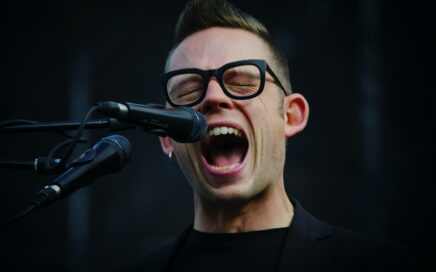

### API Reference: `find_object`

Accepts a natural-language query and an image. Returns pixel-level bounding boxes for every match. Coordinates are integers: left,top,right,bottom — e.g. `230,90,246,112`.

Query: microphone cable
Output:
44,105,98,172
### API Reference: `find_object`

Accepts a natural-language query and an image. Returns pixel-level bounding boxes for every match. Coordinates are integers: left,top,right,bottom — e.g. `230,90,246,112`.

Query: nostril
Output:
203,103,213,113
219,102,230,109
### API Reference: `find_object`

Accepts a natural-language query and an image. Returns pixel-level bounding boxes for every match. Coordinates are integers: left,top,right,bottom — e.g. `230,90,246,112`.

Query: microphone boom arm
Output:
0,118,135,133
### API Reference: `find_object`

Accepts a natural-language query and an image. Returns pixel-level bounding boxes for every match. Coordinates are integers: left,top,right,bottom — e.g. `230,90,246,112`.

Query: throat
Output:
194,193,295,233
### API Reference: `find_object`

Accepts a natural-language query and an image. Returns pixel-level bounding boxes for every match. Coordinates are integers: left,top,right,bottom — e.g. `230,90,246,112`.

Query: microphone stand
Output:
0,158,64,174
0,118,136,174
0,118,135,231
0,118,135,133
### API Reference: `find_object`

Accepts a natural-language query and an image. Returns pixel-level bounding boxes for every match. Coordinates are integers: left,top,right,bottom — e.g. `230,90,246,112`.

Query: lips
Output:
200,124,249,174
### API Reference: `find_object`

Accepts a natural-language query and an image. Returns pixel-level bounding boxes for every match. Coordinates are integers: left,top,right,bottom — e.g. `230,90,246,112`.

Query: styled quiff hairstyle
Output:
167,0,292,94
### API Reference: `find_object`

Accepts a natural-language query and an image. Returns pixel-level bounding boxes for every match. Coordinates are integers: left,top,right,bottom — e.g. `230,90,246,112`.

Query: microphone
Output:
96,101,207,143
33,135,132,208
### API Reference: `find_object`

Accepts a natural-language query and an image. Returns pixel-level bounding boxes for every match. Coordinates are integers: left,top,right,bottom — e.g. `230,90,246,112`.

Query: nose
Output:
199,78,233,114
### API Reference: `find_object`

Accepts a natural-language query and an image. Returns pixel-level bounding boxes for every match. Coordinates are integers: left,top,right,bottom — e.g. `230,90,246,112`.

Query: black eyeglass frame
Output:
161,59,288,107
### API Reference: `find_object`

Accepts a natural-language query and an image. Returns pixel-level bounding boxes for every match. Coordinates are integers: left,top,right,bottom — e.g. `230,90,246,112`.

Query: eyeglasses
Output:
161,59,288,107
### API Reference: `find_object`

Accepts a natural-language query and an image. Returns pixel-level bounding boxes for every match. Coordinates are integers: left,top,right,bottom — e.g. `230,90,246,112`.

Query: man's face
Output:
161,27,290,203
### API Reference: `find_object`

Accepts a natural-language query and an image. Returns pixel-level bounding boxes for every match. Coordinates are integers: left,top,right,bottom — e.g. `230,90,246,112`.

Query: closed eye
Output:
176,88,202,98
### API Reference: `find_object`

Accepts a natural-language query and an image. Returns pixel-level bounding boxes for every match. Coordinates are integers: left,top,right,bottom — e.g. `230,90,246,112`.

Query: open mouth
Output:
200,125,249,172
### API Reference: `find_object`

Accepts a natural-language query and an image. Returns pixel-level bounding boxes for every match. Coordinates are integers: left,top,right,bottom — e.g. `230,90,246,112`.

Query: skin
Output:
160,27,309,233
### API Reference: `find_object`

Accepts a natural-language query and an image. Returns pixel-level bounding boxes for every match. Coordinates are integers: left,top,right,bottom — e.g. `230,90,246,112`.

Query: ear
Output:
283,93,309,138
159,136,174,155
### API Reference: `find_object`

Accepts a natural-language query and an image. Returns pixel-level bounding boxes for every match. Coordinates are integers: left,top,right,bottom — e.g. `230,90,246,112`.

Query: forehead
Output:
168,27,270,71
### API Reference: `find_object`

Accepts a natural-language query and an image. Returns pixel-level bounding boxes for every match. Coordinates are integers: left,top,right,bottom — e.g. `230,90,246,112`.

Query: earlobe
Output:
159,136,174,155
284,93,309,138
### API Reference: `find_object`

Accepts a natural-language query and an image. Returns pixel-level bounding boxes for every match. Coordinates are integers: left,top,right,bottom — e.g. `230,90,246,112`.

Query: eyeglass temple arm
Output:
266,65,288,95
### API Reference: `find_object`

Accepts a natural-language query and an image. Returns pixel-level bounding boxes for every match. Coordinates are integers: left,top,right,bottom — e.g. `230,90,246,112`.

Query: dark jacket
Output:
122,199,416,272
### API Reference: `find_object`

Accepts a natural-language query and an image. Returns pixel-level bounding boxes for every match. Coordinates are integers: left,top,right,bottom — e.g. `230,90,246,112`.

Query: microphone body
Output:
34,135,132,208
96,101,207,143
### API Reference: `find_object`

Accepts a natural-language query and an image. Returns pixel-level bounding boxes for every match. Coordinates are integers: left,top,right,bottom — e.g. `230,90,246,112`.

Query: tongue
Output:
209,146,245,167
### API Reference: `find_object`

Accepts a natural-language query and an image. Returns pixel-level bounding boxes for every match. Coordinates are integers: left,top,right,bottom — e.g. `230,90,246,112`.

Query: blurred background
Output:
0,0,434,271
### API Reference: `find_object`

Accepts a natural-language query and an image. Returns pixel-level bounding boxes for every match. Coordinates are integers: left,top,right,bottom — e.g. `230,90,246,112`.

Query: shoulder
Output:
327,225,416,271
329,224,405,251
289,199,416,271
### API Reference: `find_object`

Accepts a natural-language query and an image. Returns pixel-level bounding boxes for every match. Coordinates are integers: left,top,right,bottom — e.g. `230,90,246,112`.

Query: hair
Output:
167,0,292,94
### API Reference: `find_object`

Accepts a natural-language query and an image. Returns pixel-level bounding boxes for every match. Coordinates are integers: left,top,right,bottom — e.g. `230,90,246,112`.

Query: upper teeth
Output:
208,126,242,137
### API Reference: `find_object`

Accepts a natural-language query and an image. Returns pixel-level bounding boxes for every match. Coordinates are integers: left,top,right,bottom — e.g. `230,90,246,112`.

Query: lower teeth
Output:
211,163,240,171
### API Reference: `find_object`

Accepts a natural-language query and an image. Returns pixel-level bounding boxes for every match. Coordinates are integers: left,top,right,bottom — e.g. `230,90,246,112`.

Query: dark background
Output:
0,0,434,271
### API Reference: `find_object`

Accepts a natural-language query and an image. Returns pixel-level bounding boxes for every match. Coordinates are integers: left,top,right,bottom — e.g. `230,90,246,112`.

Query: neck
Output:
193,181,294,233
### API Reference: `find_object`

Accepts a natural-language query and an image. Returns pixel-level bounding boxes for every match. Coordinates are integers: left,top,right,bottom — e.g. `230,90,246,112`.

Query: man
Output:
123,0,415,271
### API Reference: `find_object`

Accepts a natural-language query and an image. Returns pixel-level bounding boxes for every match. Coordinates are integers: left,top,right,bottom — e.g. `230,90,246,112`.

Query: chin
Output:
197,180,261,204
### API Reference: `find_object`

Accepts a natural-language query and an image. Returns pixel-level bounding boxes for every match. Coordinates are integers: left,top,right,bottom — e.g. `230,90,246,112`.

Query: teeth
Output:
208,126,242,137
211,163,240,171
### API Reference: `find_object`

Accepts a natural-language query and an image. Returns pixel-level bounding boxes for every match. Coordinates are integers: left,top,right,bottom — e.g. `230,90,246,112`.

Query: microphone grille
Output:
181,107,208,142
101,135,133,168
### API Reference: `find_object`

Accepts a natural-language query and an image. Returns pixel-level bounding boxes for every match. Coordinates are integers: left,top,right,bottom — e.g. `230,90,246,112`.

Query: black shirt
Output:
165,227,289,272
121,199,417,272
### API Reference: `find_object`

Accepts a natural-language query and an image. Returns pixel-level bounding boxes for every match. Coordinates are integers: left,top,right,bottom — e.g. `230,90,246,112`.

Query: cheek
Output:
252,91,284,120
174,144,201,176
241,96,285,147
173,144,192,168
258,107,287,159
